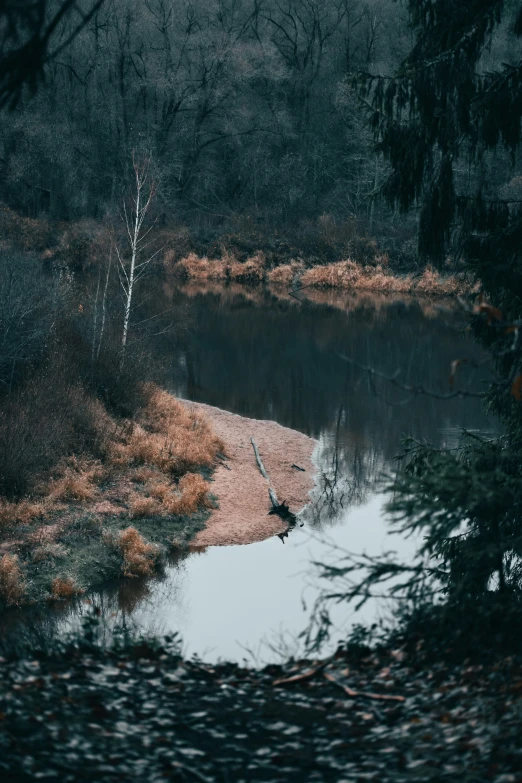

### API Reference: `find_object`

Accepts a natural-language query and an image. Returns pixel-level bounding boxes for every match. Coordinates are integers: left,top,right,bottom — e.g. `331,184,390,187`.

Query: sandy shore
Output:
184,402,317,547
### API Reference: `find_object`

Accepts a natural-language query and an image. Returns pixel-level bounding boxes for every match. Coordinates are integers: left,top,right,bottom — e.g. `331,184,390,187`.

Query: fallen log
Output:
250,438,297,524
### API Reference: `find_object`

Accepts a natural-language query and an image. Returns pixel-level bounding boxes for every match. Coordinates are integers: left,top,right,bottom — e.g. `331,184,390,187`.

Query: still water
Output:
2,286,496,661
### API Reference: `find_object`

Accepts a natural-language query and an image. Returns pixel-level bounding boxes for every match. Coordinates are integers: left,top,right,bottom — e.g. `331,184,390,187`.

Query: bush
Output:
0,370,106,498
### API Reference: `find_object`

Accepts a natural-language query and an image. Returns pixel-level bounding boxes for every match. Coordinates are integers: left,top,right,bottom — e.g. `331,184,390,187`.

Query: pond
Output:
1,285,496,661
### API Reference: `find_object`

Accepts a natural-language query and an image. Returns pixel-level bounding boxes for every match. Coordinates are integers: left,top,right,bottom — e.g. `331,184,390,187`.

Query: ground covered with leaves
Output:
0,630,520,783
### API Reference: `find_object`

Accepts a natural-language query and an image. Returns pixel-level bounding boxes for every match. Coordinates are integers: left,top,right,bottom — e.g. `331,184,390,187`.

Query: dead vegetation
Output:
170,250,265,284
108,385,224,475
117,527,160,578
267,262,304,286
299,261,476,297
0,499,46,528
46,457,104,502
167,251,476,297
49,576,83,600
0,554,26,606
0,384,222,605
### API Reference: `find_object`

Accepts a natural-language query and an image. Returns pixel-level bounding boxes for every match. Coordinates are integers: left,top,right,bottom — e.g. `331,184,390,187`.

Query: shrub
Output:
117,527,160,578
0,554,26,606
31,543,68,564
0,372,107,499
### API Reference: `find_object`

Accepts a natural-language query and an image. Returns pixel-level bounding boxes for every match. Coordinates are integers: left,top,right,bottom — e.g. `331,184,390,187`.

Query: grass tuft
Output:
118,527,160,578
49,576,83,600
130,496,162,518
0,500,46,528
0,554,26,606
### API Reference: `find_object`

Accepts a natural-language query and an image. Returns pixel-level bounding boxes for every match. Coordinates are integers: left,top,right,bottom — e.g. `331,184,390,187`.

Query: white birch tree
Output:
115,155,160,365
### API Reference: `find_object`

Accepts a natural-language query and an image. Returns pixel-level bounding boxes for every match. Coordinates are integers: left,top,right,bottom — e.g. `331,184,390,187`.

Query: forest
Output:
1,1,522,781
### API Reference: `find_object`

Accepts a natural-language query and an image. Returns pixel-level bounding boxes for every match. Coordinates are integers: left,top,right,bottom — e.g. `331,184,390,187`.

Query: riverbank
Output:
1,625,520,782
0,204,477,298
0,392,318,609
168,254,477,297
0,387,224,608
190,403,317,547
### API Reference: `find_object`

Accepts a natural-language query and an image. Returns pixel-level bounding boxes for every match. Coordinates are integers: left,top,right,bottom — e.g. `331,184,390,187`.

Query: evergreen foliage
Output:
316,0,522,655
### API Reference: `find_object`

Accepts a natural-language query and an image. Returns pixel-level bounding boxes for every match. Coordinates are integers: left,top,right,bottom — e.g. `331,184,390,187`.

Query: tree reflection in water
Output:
0,286,496,655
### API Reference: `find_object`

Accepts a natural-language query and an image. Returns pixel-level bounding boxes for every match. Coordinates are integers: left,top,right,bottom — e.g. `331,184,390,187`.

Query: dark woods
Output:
2,0,522,660
306,0,522,660
0,0,418,260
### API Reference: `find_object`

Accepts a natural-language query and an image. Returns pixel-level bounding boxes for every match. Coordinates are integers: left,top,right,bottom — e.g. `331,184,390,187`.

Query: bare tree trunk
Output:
114,155,158,367
96,246,112,360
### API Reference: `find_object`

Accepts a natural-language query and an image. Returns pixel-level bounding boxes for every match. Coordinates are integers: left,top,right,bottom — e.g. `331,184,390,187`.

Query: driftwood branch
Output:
251,437,270,482
250,437,297,526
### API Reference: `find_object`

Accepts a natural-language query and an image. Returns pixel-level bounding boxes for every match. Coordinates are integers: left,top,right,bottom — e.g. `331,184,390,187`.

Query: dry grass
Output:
118,527,160,578
167,250,476,298
163,473,211,516
0,554,26,606
109,385,224,475
170,251,266,284
227,252,265,283
0,499,46,527
300,260,476,297
267,262,304,286
46,457,104,502
49,576,83,600
172,252,230,281
130,472,210,519
130,496,162,518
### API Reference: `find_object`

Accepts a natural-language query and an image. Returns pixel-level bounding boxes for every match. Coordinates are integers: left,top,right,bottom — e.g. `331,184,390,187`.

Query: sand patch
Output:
184,402,317,547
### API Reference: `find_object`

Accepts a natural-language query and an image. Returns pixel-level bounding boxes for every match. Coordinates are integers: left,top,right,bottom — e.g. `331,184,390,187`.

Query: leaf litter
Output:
0,635,521,782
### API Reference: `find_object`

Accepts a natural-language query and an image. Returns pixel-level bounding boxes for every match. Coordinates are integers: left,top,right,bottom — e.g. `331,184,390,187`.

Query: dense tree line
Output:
0,0,416,247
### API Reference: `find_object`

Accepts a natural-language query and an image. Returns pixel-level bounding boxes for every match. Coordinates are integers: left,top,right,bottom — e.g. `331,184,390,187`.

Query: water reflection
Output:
0,286,495,659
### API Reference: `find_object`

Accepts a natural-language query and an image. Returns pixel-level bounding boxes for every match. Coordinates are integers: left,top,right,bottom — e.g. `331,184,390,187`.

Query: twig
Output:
339,354,487,400
291,464,305,472
323,671,406,703
273,661,329,687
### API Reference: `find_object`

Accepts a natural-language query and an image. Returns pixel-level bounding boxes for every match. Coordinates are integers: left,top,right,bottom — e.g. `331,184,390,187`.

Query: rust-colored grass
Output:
0,554,26,606
46,457,104,502
130,495,162,518
168,250,475,297
130,472,210,519
0,499,46,527
118,527,160,578
299,260,475,297
163,473,211,516
267,262,304,286
109,385,224,476
49,576,83,600
172,252,230,281
170,251,266,284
